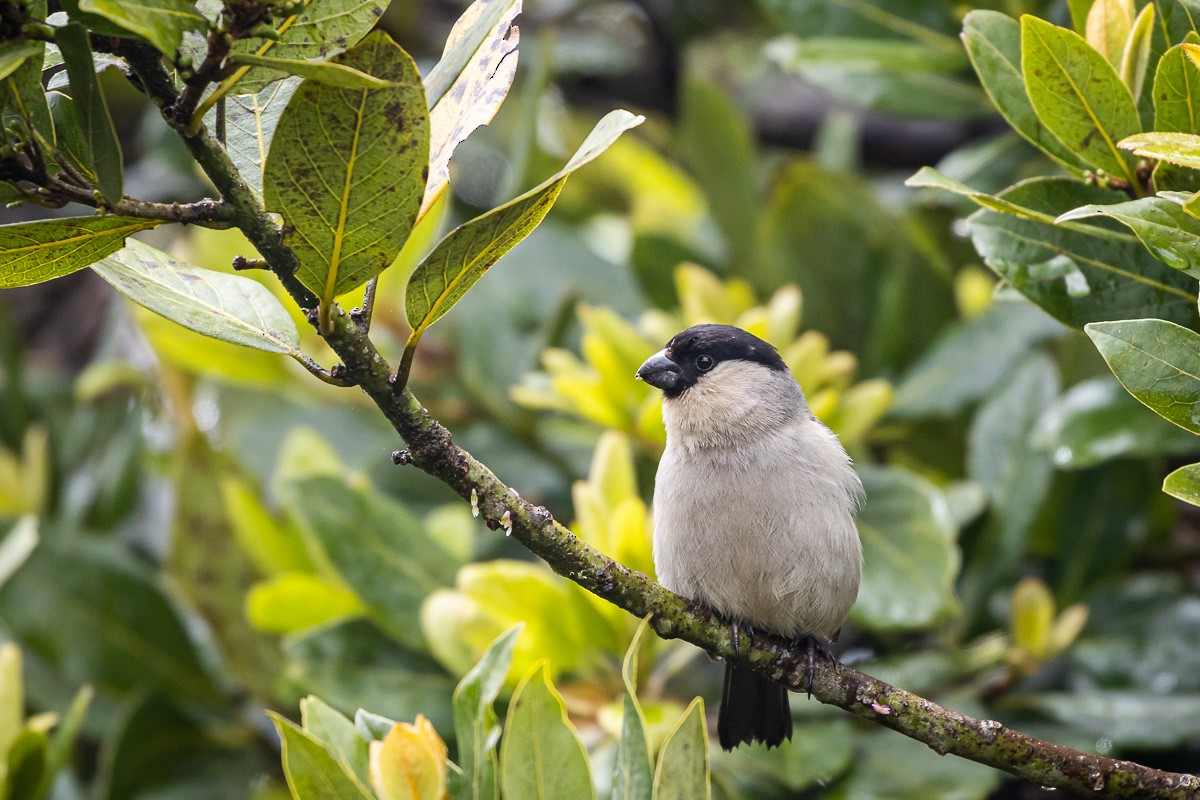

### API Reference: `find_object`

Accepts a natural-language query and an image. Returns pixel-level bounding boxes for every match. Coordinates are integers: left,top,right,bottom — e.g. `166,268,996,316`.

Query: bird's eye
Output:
696,354,714,371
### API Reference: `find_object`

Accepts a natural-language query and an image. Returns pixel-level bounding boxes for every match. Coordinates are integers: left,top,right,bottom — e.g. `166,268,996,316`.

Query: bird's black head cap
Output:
654,324,787,398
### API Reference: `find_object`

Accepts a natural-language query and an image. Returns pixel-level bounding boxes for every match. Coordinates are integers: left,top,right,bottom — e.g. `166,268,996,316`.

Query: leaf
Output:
1085,0,1133,67
421,0,520,219
76,0,206,57
1085,318,1200,433
55,23,123,205
1021,15,1140,182
1056,196,1200,276
1021,692,1200,748
0,538,219,702
1164,462,1200,505
279,475,459,650
0,41,41,82
1153,43,1200,134
405,109,643,340
1119,130,1200,167
960,356,1059,617
0,642,21,760
775,59,989,120
269,712,373,800
852,466,960,631
227,0,389,94
4,729,48,800
651,698,709,800
0,517,38,589
499,662,594,800
890,300,1065,418
1033,377,1198,468
222,78,299,200
756,0,959,44
49,92,97,183
841,727,1000,799
0,217,158,288
906,166,1104,227
613,619,653,800
301,697,372,794
969,178,1200,329
45,684,92,784
451,624,522,800
228,52,392,88
1119,3,1153,103
286,619,455,733
91,239,303,356
263,30,429,320
219,472,315,576
246,573,365,634
1,17,51,142
964,10,1089,172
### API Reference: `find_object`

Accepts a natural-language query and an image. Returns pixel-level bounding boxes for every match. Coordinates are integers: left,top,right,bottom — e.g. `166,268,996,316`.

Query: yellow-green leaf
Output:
1119,3,1153,103
269,712,373,800
0,41,41,81
0,216,160,288
228,52,392,89
1085,0,1133,67
263,30,430,326
1120,130,1200,168
77,0,206,57
499,662,594,800
56,23,123,205
1164,462,1200,506
404,110,643,340
246,573,364,634
651,698,710,800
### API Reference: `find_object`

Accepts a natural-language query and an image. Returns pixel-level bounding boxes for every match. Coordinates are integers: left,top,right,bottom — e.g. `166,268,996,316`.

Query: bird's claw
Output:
792,634,834,698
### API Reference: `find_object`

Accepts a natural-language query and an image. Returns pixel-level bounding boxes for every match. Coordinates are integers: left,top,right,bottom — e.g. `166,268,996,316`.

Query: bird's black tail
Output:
717,661,792,750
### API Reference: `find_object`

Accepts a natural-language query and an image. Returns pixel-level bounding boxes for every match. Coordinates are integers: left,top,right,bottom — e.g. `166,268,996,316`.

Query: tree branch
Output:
122,46,1200,800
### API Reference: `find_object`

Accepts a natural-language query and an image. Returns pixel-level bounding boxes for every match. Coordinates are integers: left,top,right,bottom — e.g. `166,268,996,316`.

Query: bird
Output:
636,323,863,750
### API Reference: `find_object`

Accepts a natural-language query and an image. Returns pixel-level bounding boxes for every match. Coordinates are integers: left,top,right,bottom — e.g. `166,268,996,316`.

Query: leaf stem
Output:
290,353,354,387
393,334,419,394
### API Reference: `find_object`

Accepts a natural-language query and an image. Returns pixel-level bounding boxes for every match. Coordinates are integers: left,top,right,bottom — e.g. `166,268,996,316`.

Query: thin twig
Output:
120,47,1200,799
290,353,354,387
352,277,378,332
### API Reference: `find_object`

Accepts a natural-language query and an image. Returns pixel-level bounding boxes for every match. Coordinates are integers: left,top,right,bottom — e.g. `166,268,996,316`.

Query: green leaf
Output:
1085,318,1200,432
279,475,459,650
891,300,1065,418
91,239,303,356
960,356,1059,617
1164,462,1200,505
719,717,854,793
219,472,315,576
1085,0,1133,68
906,166,1106,228
405,110,643,340
55,23,123,205
1120,3,1154,104
0,42,41,82
852,466,960,631
1,11,51,144
1034,377,1198,468
228,52,392,88
246,573,365,634
499,662,594,800
1120,130,1200,167
228,0,389,94
962,11,1086,172
969,178,1200,329
4,728,48,800
263,30,429,321
1056,195,1200,276
841,726,1000,799
651,697,709,800
451,624,522,800
756,0,959,45
1152,44,1200,134
285,620,455,733
1021,15,1140,182
49,92,96,183
0,538,219,702
0,517,38,589
45,684,93,784
0,642,21,761
221,78,299,201
613,619,653,800
76,0,206,57
0,217,159,288
421,0,520,218
1021,692,1200,748
300,697,372,794
269,712,373,800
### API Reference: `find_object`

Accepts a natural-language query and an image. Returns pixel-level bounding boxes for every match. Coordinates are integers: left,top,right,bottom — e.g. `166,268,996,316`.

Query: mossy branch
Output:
120,46,1200,800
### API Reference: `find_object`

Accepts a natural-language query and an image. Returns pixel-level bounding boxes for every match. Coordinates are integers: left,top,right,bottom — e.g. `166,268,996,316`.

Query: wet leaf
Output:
1057,196,1200,276
1086,318,1200,432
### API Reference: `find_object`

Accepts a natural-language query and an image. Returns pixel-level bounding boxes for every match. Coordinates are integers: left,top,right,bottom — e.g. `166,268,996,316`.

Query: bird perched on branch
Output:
636,324,863,750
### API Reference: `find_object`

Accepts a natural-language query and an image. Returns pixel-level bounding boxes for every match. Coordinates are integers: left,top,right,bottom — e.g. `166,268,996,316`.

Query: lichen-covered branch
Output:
121,47,1200,800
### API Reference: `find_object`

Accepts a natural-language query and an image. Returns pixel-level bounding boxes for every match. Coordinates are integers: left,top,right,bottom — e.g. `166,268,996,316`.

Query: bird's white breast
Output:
651,362,862,639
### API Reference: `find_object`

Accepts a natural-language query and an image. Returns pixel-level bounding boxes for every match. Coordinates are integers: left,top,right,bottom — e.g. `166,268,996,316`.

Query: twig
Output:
121,46,1200,800
352,277,378,332
290,353,354,387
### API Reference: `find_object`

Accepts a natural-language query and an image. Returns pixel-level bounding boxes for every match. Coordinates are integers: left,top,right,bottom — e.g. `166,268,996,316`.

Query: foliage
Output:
1,0,1199,797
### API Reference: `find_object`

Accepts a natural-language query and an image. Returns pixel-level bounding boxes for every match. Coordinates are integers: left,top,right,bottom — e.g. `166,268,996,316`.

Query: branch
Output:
122,47,1200,800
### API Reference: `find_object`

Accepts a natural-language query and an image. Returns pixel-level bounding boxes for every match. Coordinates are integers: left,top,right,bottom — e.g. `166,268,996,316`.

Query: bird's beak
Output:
636,350,683,391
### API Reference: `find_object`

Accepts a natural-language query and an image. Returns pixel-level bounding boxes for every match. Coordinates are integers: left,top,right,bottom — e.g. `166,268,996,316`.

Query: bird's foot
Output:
791,634,835,698
730,619,756,658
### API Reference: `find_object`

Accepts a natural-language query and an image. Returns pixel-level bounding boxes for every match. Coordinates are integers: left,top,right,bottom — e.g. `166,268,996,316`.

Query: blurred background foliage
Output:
3,0,1200,798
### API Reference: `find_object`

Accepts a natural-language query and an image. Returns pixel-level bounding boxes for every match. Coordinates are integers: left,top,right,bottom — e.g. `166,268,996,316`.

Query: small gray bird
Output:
636,323,863,750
